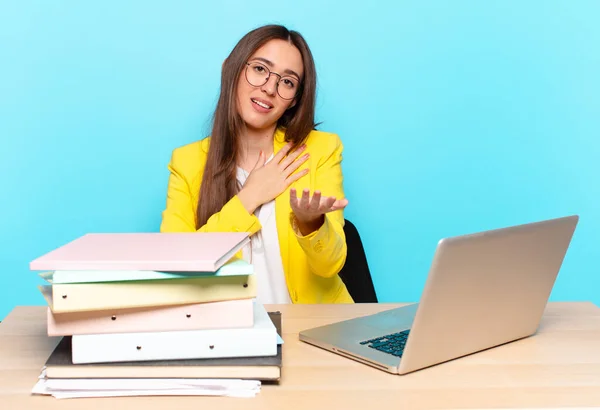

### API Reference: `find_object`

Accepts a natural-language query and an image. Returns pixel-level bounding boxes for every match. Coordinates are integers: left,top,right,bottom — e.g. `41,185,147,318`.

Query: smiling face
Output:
236,39,304,133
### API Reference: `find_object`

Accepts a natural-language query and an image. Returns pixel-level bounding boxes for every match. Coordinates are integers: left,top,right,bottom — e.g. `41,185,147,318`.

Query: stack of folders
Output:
28,232,282,399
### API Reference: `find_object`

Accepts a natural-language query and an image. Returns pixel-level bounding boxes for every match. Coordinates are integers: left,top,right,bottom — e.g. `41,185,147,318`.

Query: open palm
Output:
290,188,348,224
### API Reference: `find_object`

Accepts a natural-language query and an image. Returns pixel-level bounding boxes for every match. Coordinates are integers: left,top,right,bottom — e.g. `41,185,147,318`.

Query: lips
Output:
251,98,273,110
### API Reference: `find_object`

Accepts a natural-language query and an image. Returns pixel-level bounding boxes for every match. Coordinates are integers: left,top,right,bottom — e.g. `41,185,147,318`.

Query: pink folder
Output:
30,232,250,272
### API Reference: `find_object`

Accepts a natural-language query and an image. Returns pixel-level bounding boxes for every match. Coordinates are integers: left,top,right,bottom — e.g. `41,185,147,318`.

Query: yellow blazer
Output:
159,127,354,304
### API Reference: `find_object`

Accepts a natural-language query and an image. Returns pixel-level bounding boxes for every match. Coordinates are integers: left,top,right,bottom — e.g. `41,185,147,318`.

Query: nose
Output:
261,74,278,96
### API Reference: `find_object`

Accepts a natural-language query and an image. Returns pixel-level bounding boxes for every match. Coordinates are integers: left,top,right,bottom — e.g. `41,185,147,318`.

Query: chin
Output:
246,120,277,131
241,110,279,131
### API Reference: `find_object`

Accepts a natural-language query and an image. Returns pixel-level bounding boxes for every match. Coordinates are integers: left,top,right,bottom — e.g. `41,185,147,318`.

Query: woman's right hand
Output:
238,142,309,214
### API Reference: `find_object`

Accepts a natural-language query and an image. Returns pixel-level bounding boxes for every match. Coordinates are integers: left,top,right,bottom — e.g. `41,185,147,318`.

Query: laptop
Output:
299,215,579,375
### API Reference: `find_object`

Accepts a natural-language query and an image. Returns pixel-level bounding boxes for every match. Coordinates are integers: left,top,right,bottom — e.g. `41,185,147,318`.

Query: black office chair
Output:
338,219,378,303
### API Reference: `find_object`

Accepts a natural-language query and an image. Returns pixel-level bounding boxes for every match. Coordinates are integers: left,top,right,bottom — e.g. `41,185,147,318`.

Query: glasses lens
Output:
277,76,299,100
246,62,269,87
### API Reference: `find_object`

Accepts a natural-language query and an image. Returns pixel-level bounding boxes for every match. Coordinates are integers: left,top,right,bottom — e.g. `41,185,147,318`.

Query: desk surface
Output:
1,302,600,409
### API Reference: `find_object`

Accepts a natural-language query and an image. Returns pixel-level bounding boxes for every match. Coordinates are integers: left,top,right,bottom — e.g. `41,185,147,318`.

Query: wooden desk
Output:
1,303,600,409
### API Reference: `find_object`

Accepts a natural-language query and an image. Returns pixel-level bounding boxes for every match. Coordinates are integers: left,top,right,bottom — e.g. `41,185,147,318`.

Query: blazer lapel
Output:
273,128,292,290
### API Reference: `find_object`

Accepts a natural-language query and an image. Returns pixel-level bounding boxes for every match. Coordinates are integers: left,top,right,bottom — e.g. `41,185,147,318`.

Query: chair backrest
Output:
338,219,378,303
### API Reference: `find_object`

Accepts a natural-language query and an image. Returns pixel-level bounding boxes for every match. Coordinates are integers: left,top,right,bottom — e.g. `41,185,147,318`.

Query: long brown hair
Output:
196,24,318,229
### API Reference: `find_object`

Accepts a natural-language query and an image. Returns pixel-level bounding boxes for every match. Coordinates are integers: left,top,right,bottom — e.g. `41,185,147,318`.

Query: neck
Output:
238,124,277,168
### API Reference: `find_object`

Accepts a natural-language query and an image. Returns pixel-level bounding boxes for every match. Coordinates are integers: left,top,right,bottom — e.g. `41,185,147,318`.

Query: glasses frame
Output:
244,62,301,101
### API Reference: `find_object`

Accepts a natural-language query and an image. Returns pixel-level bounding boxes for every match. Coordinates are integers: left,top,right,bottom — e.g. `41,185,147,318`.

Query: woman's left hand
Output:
290,188,348,235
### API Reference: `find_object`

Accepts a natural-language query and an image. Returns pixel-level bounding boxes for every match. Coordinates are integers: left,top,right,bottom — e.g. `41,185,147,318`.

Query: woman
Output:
160,24,353,304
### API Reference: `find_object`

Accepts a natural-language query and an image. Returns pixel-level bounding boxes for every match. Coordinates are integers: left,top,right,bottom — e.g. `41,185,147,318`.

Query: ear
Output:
287,98,297,110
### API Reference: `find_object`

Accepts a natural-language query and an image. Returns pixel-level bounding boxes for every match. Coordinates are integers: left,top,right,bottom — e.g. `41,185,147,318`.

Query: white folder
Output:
71,302,277,364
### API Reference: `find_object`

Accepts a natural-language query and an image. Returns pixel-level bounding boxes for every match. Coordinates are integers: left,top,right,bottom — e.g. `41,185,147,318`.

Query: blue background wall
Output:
1,1,598,319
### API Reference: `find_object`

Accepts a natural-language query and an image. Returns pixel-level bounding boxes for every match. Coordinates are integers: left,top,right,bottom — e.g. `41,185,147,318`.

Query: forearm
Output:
196,195,262,234
162,194,262,235
292,213,347,278
160,148,262,235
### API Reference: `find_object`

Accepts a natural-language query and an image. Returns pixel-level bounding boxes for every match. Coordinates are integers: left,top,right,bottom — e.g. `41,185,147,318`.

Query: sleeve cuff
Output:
219,195,262,234
290,212,329,254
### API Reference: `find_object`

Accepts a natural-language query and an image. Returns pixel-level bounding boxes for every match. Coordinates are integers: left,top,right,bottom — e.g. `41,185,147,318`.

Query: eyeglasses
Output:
245,61,300,100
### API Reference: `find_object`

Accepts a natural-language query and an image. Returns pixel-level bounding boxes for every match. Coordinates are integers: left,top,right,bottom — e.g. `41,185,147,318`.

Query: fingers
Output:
279,144,308,171
306,191,336,213
299,188,311,209
273,141,294,164
253,150,266,170
321,195,336,211
283,152,309,177
289,187,297,202
329,198,349,212
285,168,309,185
289,188,300,208
309,190,322,212
290,187,349,214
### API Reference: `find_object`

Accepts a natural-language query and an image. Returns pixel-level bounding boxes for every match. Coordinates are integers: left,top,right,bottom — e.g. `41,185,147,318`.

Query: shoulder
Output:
170,138,209,162
303,129,343,157
301,129,344,167
167,138,210,180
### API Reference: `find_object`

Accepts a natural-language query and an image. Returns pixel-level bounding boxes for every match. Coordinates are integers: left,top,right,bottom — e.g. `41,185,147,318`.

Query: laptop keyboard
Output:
359,329,410,358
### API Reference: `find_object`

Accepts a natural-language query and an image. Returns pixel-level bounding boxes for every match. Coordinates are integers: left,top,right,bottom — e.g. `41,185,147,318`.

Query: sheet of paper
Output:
43,378,260,391
32,378,260,399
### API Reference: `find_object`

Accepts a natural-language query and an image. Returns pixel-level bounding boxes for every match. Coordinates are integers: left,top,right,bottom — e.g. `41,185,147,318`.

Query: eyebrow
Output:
251,57,301,80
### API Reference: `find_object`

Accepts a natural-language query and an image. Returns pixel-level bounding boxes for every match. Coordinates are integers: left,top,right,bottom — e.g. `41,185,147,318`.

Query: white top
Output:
236,160,292,304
